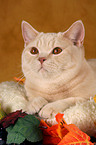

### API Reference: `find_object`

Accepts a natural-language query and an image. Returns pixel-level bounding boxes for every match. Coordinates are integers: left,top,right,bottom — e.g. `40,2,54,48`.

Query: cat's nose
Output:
38,57,46,64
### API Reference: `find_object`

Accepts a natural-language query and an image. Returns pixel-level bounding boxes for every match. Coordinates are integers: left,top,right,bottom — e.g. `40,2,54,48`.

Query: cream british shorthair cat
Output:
21,20,96,119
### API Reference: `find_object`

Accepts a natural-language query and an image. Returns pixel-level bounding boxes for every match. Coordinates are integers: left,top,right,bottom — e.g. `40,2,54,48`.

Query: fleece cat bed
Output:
0,81,96,139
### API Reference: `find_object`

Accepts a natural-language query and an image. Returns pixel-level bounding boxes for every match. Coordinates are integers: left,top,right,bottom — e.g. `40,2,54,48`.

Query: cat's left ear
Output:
63,20,85,47
21,21,39,46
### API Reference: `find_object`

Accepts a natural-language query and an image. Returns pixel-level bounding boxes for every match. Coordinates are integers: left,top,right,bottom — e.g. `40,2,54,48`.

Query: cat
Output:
21,20,96,119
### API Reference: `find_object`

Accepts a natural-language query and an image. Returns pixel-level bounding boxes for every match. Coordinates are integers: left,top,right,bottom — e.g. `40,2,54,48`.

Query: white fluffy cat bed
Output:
0,81,96,136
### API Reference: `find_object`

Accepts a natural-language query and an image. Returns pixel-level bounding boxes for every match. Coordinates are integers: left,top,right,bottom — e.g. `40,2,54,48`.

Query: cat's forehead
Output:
32,32,64,50
36,33,59,46
37,32,58,40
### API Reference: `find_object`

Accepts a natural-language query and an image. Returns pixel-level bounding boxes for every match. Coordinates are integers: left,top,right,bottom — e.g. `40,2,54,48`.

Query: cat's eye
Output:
30,47,39,54
52,47,62,55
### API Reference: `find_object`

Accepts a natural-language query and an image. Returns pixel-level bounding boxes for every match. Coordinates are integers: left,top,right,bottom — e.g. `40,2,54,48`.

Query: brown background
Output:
0,0,96,82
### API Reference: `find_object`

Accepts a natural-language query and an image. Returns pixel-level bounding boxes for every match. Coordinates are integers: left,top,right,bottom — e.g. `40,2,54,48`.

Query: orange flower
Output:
93,95,96,103
40,113,94,145
14,77,25,83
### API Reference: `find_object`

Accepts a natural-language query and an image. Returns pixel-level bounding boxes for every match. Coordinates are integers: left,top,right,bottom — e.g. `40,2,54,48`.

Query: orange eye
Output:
30,47,39,54
52,47,62,54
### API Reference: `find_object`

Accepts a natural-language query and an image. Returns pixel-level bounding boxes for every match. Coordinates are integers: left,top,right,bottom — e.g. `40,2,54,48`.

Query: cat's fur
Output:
21,20,96,119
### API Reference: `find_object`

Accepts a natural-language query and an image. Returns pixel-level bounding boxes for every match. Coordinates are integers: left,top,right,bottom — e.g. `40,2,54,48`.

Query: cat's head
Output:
21,20,85,81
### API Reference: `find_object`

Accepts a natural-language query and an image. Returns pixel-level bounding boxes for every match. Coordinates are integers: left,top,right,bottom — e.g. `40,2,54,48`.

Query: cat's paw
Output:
39,102,61,119
26,96,48,114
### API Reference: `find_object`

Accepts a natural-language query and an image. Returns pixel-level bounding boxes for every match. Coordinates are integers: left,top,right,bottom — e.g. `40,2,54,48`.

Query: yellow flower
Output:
0,104,6,120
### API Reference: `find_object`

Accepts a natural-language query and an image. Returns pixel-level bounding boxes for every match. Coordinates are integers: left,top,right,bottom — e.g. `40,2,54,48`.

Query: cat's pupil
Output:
52,47,62,55
30,47,39,54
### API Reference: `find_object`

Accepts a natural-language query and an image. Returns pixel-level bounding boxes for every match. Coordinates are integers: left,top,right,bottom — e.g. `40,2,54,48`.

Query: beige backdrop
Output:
0,0,96,82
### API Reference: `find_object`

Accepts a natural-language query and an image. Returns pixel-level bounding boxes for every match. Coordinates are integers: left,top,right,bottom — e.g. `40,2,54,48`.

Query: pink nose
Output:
38,57,46,64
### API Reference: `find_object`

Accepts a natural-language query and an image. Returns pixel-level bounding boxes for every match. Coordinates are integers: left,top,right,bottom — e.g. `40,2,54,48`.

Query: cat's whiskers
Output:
16,75,25,84
16,73,24,78
15,70,31,84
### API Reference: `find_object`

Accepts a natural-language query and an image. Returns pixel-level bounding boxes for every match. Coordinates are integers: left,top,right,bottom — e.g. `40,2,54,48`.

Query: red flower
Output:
0,110,27,128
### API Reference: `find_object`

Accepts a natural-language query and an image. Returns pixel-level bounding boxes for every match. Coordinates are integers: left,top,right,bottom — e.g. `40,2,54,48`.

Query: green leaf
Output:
7,132,25,144
6,114,43,144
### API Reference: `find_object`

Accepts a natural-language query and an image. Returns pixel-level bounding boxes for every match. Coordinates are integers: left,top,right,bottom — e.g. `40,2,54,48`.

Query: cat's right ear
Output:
63,20,85,47
21,21,39,46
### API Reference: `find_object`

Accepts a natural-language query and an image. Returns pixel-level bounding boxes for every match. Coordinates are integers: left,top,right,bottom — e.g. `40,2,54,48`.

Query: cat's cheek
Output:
28,60,41,73
44,61,58,72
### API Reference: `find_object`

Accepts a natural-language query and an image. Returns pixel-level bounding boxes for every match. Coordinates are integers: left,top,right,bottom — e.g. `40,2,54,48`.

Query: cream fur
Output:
21,20,96,118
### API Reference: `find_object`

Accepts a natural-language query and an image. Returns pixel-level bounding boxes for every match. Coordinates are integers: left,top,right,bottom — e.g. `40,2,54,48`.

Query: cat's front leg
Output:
39,97,86,119
26,96,48,114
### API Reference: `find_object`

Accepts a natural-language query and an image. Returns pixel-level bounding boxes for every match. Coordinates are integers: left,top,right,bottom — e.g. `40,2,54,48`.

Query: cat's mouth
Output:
38,66,48,72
